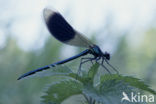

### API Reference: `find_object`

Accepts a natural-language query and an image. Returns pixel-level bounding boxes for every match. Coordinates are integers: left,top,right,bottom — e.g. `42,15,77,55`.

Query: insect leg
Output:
104,59,119,74
100,58,111,74
78,57,96,76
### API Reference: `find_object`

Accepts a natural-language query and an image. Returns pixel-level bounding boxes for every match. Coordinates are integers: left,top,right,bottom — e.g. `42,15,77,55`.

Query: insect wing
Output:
43,8,94,48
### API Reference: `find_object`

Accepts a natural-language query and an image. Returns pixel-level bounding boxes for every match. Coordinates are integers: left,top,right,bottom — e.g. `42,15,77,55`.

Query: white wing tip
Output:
43,7,58,22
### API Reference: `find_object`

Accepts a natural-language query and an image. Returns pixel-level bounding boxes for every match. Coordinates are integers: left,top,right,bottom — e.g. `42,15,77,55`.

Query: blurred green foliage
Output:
0,27,156,104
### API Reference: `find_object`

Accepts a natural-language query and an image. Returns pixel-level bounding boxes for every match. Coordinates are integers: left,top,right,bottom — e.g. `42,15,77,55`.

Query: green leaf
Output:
85,80,149,104
83,80,139,104
41,78,83,104
82,74,156,104
68,73,91,84
88,63,100,79
100,74,156,95
68,63,99,85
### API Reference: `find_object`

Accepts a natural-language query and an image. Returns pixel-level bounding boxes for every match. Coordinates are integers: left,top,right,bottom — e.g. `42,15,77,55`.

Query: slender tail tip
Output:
17,76,24,80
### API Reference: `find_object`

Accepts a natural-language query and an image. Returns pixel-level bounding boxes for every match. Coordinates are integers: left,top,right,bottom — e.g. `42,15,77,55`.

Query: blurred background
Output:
0,0,156,103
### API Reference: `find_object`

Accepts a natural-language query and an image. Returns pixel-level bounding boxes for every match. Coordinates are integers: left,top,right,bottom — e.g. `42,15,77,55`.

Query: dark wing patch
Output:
43,8,94,48
44,9,75,42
